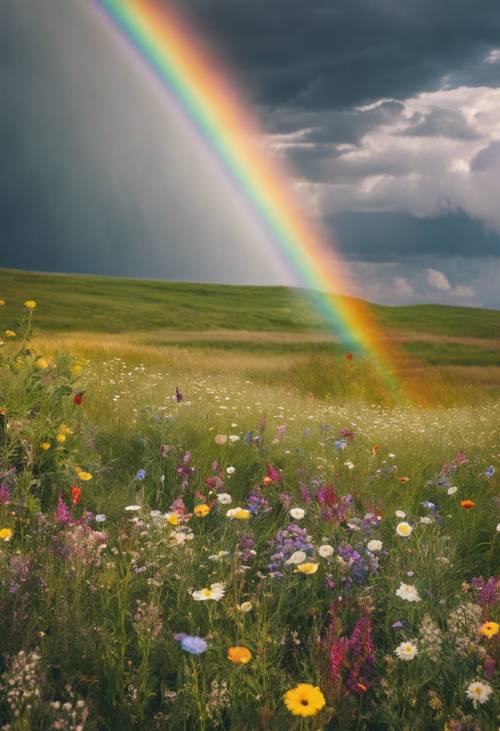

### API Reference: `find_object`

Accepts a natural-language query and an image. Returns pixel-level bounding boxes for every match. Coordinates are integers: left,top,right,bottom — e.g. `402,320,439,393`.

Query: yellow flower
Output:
295,562,319,575
194,504,211,517
227,646,252,664
0,528,13,542
0,299,5,306
24,300,37,310
480,621,499,639
77,471,93,481
166,513,181,526
226,507,251,520
36,357,49,369
59,424,71,435
5,330,16,338
70,363,83,376
56,433,66,444
40,441,51,451
284,684,326,717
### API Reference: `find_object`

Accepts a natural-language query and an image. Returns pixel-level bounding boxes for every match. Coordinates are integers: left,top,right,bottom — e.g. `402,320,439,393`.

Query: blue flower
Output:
485,465,495,478
180,635,207,654
134,469,146,481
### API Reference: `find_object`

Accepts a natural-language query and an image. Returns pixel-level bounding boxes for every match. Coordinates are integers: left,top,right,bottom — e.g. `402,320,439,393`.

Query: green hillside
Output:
1,267,499,340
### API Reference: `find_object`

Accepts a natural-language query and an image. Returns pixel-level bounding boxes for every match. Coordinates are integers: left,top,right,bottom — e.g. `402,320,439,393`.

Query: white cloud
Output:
425,268,452,291
392,276,414,296
485,48,500,64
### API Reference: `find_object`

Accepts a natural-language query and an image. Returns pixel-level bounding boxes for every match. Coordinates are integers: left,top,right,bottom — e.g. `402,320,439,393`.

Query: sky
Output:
1,0,500,307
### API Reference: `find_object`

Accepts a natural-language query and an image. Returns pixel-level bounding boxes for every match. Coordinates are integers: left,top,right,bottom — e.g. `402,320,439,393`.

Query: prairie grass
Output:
0,298,498,730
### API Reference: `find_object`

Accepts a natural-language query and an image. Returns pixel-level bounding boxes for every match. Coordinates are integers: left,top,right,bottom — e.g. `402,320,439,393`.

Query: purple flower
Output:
134,469,146,481
180,636,207,654
175,387,183,402
485,465,495,478
0,481,11,505
55,498,72,525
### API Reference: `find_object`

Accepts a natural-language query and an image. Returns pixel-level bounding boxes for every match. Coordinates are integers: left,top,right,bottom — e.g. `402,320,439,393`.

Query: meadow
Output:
0,272,499,729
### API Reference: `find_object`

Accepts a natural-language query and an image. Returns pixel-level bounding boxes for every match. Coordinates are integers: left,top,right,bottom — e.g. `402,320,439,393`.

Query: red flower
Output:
70,485,82,505
399,477,410,484
460,499,475,509
73,393,83,406
345,352,353,360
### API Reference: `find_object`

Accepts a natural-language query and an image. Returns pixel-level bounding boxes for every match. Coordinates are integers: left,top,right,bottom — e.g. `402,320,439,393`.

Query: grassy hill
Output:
1,267,500,340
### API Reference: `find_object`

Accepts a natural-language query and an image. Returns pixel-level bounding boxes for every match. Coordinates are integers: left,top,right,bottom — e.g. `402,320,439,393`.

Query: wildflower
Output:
192,582,225,601
286,550,307,565
228,434,240,443
318,544,334,558
217,493,232,504
0,299,5,305
290,507,305,520
419,614,442,661
295,562,319,575
226,507,251,520
36,357,49,369
395,510,406,518
56,433,66,444
396,521,412,537
166,513,181,526
180,636,207,654
73,393,83,405
237,601,253,613
396,583,421,602
215,434,227,445
95,514,107,523
460,499,475,509
134,469,146,481
5,330,16,337
194,504,210,517
465,680,493,708
0,527,13,542
485,465,495,478
479,621,499,638
24,300,37,309
447,486,458,495
208,550,229,561
124,505,142,512
175,387,183,402
283,683,326,717
70,485,82,505
395,641,418,660
399,477,410,483
226,466,236,475
39,441,51,450
78,471,93,481
227,646,252,664
367,539,383,552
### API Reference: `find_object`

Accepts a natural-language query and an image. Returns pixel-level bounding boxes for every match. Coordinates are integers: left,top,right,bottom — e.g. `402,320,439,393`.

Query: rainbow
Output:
94,0,404,394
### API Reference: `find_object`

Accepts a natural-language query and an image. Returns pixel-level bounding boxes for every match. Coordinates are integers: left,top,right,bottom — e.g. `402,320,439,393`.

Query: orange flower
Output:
194,504,210,517
70,485,82,505
227,646,252,664
371,445,381,456
262,476,273,487
460,499,475,509
399,477,410,484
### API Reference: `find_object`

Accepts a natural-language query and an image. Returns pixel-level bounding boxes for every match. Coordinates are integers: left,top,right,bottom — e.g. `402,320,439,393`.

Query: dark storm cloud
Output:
329,211,500,261
172,0,500,111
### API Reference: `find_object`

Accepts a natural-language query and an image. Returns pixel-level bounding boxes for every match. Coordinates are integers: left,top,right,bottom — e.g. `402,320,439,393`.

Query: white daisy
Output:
466,680,493,708
191,582,226,601
395,641,418,661
318,544,334,558
395,582,421,602
290,507,305,520
396,521,412,537
367,539,383,552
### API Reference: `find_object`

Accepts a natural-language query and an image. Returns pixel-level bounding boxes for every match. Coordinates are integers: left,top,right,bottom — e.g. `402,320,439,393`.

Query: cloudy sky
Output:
2,0,500,307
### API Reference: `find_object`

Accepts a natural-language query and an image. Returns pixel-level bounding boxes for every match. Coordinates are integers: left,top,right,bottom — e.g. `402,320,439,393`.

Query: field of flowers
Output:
0,302,499,730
